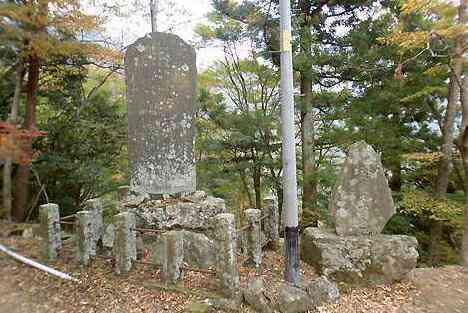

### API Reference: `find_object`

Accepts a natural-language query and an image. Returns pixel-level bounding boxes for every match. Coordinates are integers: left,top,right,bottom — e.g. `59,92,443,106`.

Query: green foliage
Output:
402,189,464,226
32,68,127,216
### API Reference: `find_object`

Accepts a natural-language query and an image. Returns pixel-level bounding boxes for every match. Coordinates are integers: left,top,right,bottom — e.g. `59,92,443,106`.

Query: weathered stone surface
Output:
186,297,241,313
301,227,419,285
150,230,216,269
118,186,130,202
243,278,274,313
305,276,340,307
369,235,420,283
277,283,314,313
113,212,137,274
38,203,61,261
76,211,92,266
125,32,197,195
330,141,395,236
122,193,226,232
102,224,115,249
86,198,104,256
244,209,262,268
262,195,279,249
214,213,240,298
182,230,216,268
162,230,184,283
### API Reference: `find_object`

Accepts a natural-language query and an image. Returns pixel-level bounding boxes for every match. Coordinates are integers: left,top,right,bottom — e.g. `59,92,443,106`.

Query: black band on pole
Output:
284,226,300,285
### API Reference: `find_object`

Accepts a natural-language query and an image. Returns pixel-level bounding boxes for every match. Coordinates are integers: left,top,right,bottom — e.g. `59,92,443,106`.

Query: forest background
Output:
0,0,467,267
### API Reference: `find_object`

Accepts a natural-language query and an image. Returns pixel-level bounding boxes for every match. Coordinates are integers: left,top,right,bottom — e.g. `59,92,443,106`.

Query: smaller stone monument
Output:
301,141,419,285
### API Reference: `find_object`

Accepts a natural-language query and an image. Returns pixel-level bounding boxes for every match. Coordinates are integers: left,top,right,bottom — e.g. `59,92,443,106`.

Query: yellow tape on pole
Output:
281,31,292,52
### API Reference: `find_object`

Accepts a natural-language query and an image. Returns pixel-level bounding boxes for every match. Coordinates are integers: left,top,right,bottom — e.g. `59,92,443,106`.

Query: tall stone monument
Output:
125,32,197,195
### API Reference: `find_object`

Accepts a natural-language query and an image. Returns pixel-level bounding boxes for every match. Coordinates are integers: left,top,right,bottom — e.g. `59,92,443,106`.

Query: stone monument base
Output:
301,227,419,285
120,190,226,269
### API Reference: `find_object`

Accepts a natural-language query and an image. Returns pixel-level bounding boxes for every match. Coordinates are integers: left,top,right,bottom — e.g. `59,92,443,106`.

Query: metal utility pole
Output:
279,0,300,285
150,0,158,33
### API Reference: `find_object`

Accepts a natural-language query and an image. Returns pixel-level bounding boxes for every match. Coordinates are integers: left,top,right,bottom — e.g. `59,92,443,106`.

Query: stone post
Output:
214,213,240,298
86,198,104,256
118,186,130,202
244,209,262,269
76,211,92,266
113,212,137,274
263,195,279,250
39,203,61,261
162,231,184,284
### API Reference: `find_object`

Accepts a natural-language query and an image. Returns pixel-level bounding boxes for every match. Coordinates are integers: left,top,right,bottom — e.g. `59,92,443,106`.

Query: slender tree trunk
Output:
432,0,466,265
13,55,40,222
301,80,317,214
150,0,158,33
299,0,316,218
459,75,468,267
239,169,253,208
253,165,262,209
3,63,24,221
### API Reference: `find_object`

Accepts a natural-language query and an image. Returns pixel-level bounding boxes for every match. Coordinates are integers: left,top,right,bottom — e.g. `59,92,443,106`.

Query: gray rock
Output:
369,235,419,283
330,141,395,236
306,276,340,307
123,194,226,231
149,230,216,269
277,283,314,313
301,227,419,285
243,278,274,313
182,230,216,268
126,32,197,195
102,224,115,249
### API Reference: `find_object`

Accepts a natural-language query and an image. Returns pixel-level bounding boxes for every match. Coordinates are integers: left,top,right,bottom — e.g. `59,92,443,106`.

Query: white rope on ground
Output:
0,243,79,282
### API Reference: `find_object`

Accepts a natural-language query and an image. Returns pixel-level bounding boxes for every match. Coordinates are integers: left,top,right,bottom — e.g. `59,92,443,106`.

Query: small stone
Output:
306,276,340,307
277,283,314,313
102,224,115,249
243,278,274,313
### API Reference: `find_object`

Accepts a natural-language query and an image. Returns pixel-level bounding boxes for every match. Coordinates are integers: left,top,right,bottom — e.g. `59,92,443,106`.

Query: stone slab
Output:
125,32,197,195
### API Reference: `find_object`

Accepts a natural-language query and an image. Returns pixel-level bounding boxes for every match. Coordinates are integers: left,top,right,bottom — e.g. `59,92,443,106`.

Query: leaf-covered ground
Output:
0,227,465,313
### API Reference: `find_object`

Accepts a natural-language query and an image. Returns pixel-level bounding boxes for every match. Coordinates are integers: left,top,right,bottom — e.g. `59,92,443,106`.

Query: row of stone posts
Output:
38,195,279,299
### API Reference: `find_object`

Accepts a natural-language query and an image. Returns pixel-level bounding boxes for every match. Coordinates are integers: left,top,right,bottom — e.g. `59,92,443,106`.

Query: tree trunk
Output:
299,0,316,220
253,165,262,209
13,55,40,222
301,79,317,214
239,169,253,208
432,0,466,265
150,0,158,33
3,63,24,221
459,75,468,267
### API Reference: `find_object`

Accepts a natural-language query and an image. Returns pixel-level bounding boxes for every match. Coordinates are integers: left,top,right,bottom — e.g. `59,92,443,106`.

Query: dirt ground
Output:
0,231,466,313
